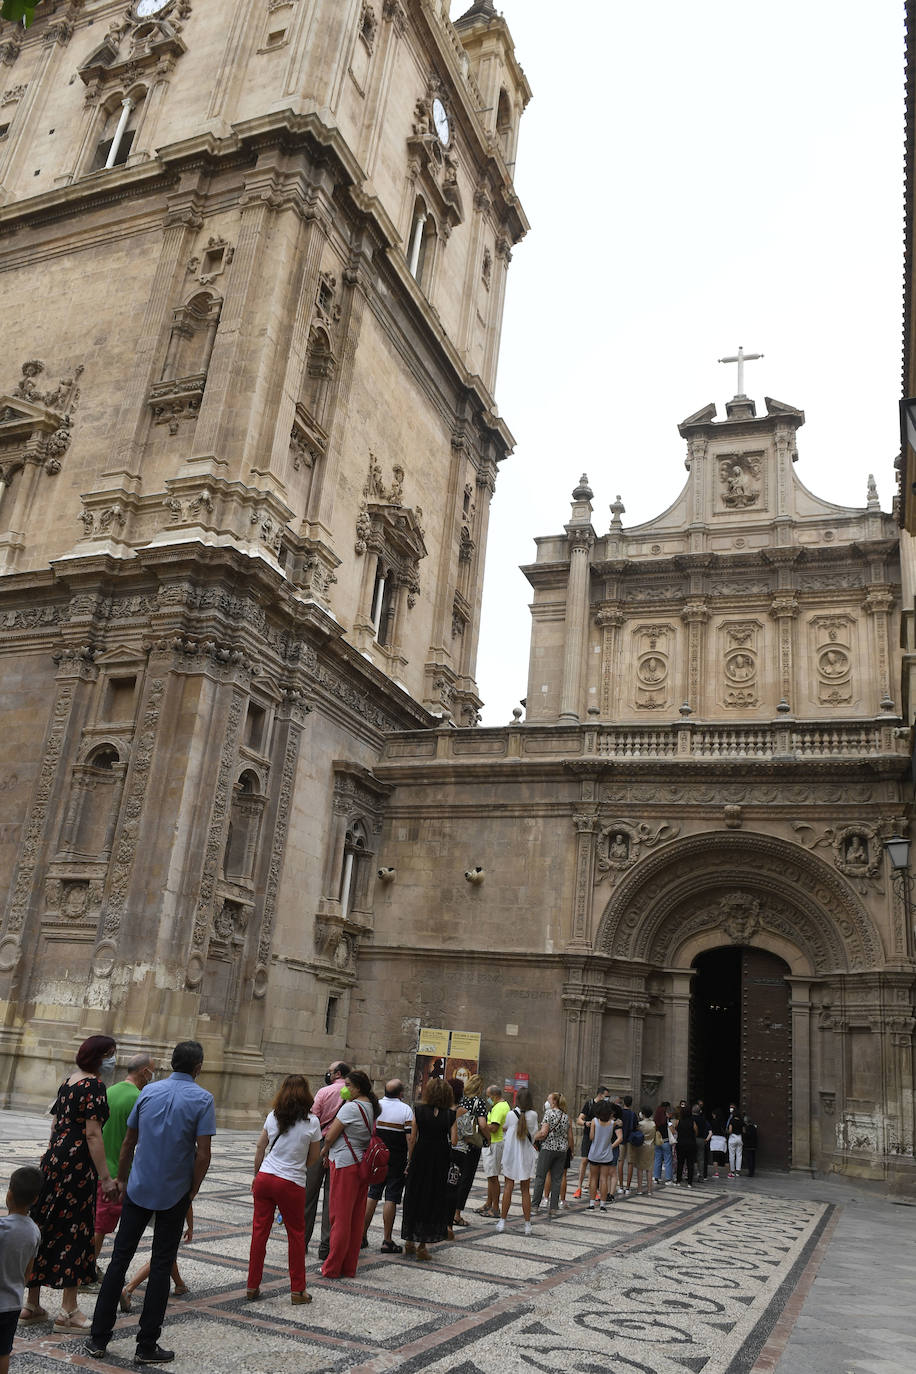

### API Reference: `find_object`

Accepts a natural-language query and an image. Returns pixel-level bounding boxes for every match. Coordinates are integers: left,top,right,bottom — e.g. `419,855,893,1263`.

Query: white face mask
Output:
100,1055,117,1083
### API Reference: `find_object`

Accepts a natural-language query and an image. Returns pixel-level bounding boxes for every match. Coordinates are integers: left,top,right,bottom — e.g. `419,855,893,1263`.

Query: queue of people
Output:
0,1040,760,1370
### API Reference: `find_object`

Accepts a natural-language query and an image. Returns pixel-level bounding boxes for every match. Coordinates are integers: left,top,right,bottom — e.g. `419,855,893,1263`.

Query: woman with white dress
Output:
496,1090,538,1235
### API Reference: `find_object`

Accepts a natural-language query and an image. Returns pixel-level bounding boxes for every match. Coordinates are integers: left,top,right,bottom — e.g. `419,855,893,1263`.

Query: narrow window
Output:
325,995,339,1036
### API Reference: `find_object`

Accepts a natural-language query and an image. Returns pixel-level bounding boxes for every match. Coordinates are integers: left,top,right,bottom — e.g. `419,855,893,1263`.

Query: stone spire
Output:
455,0,498,22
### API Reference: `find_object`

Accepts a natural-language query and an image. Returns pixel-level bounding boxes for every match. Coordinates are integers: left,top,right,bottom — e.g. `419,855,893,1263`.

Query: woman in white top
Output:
246,1075,321,1304
320,1070,381,1279
496,1089,539,1236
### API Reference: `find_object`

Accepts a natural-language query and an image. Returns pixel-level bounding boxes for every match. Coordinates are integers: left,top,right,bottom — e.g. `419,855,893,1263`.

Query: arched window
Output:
223,770,264,884
339,818,369,920
91,90,145,171
87,744,119,771
406,197,437,288
160,290,222,384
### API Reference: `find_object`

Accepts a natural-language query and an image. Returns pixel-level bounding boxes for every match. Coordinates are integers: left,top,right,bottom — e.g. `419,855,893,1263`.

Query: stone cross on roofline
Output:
718,345,763,398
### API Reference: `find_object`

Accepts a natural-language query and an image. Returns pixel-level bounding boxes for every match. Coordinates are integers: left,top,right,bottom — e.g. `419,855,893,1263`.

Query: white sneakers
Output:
495,1218,506,1233
524,1221,532,1235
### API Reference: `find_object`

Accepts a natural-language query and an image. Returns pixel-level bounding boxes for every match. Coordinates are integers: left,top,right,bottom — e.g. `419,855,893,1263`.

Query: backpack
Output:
629,1128,645,1148
343,1102,390,1186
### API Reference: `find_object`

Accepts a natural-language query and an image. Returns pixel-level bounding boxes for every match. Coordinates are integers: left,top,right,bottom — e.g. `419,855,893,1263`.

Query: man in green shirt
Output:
93,1054,156,1266
477,1085,511,1217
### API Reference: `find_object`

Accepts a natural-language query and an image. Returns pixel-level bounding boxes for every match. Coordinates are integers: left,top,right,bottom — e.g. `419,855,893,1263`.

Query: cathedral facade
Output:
1,1,914,1192
362,393,916,1191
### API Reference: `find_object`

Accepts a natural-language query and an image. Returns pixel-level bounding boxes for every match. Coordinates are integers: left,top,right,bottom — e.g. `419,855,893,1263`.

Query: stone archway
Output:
593,832,886,1171
596,831,884,975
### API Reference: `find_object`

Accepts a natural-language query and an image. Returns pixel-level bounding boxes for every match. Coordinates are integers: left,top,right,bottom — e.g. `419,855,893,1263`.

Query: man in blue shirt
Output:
85,1041,215,1366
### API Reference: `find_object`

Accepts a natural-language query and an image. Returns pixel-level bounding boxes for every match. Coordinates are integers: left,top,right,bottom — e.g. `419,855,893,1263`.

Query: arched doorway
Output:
690,945,791,1170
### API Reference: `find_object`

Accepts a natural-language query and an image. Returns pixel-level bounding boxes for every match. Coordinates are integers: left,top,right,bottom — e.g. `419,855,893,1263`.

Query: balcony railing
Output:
381,718,910,764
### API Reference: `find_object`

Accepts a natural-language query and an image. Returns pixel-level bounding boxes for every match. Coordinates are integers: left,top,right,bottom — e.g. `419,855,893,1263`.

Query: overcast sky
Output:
455,1,905,725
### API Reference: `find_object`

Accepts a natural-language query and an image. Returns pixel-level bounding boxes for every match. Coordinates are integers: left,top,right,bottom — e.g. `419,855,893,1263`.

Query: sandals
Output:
379,1240,403,1254
172,1283,189,1297
479,1206,498,1218
119,1289,132,1313
403,1242,416,1257
453,1215,469,1226
291,1291,312,1304
245,1288,261,1301
19,1305,50,1326
53,1308,88,1332
415,1244,431,1261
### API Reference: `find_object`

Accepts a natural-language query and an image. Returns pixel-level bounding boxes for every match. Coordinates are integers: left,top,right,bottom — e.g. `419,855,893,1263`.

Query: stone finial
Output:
609,494,625,529
866,473,880,510
572,474,593,502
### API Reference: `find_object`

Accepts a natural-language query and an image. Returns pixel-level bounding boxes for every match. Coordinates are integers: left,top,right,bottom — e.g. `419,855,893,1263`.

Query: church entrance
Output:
689,946,791,1170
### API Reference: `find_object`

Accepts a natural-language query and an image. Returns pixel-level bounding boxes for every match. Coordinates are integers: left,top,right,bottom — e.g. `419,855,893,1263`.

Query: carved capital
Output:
770,594,799,619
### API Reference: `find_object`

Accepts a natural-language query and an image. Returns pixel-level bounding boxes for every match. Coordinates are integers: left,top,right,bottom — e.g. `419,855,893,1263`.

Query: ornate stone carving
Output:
256,717,303,967
720,619,761,709
192,692,245,949
594,819,680,882
3,685,74,935
810,613,854,706
1,85,26,105
718,891,761,944
102,678,165,938
598,831,883,973
633,623,673,711
719,454,761,508
0,39,22,66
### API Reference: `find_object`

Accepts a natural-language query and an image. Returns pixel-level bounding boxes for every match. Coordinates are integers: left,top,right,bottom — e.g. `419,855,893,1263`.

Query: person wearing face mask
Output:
92,1054,156,1276
318,1071,381,1279
21,1035,119,1334
304,1060,350,1264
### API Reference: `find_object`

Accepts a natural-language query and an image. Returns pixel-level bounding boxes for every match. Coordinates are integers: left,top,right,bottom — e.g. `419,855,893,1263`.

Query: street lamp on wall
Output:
885,835,911,872
884,834,914,958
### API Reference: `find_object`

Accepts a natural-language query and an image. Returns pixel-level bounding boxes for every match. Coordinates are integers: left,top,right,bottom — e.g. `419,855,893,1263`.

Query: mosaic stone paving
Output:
0,1121,834,1373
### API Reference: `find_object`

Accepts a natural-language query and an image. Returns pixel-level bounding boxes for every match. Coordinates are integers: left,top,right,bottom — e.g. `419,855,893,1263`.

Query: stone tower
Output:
0,0,530,1117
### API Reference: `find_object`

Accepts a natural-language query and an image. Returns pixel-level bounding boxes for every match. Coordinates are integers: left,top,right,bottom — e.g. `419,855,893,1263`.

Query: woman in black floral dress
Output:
22,1035,118,1333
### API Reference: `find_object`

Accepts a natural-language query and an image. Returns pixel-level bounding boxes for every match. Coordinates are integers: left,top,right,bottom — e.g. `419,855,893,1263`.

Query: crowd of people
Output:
0,1039,760,1370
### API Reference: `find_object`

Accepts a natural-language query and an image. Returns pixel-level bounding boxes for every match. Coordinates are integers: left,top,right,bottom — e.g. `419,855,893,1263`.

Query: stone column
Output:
787,978,813,1173
597,607,624,718
679,600,708,715
769,594,799,709
559,477,595,721
628,1000,648,1099
863,586,896,711
667,972,693,1100
103,197,205,486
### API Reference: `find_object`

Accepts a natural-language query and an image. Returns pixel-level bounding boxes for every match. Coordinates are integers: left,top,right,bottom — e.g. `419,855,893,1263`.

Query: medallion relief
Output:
632,624,674,711
809,614,855,706
719,619,762,709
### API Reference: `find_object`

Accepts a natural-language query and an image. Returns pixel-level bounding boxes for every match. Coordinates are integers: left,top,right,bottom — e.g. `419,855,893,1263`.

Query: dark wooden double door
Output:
689,945,791,1170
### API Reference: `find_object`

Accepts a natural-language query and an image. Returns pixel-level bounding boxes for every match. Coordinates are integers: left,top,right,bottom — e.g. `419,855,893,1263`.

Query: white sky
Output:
457,1,906,725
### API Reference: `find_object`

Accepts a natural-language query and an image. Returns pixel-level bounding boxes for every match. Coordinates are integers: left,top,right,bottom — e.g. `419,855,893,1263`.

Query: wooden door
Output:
740,947,791,1169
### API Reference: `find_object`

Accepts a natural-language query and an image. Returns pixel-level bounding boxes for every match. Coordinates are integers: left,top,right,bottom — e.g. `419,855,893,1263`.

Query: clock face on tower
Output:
135,0,171,17
432,97,450,146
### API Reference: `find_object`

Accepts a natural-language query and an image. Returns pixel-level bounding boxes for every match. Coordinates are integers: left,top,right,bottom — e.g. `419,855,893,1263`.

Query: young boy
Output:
0,1166,43,1374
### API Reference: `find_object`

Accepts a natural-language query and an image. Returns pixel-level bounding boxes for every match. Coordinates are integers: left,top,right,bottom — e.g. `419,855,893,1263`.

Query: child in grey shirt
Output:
0,1167,42,1373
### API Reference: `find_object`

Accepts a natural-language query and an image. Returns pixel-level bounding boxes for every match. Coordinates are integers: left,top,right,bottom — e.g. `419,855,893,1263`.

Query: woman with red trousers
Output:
246,1075,321,1304
320,1070,381,1279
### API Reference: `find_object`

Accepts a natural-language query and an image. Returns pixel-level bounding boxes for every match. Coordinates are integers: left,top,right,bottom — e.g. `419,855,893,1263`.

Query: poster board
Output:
411,1027,480,1100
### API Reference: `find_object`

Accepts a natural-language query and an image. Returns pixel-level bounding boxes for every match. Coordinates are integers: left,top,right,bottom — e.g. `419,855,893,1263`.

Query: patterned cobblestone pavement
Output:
0,1112,910,1373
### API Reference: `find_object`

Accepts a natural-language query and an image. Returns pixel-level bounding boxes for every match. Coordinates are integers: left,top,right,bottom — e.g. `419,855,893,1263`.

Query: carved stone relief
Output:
719,618,761,709
594,819,680,884
719,452,762,509
633,624,673,711
810,614,855,706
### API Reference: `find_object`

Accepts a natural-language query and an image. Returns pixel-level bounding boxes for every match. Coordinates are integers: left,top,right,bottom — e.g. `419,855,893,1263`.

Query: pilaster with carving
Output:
559,527,594,721
596,606,623,717
769,593,799,707
570,812,598,947
679,599,708,714
102,198,204,488
863,586,895,711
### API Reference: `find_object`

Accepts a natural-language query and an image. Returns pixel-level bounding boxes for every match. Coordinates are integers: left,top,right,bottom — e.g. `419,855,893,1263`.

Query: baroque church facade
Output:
0,0,914,1191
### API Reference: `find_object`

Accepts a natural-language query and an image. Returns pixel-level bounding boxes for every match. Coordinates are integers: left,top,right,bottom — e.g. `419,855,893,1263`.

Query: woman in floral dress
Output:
22,1035,118,1333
